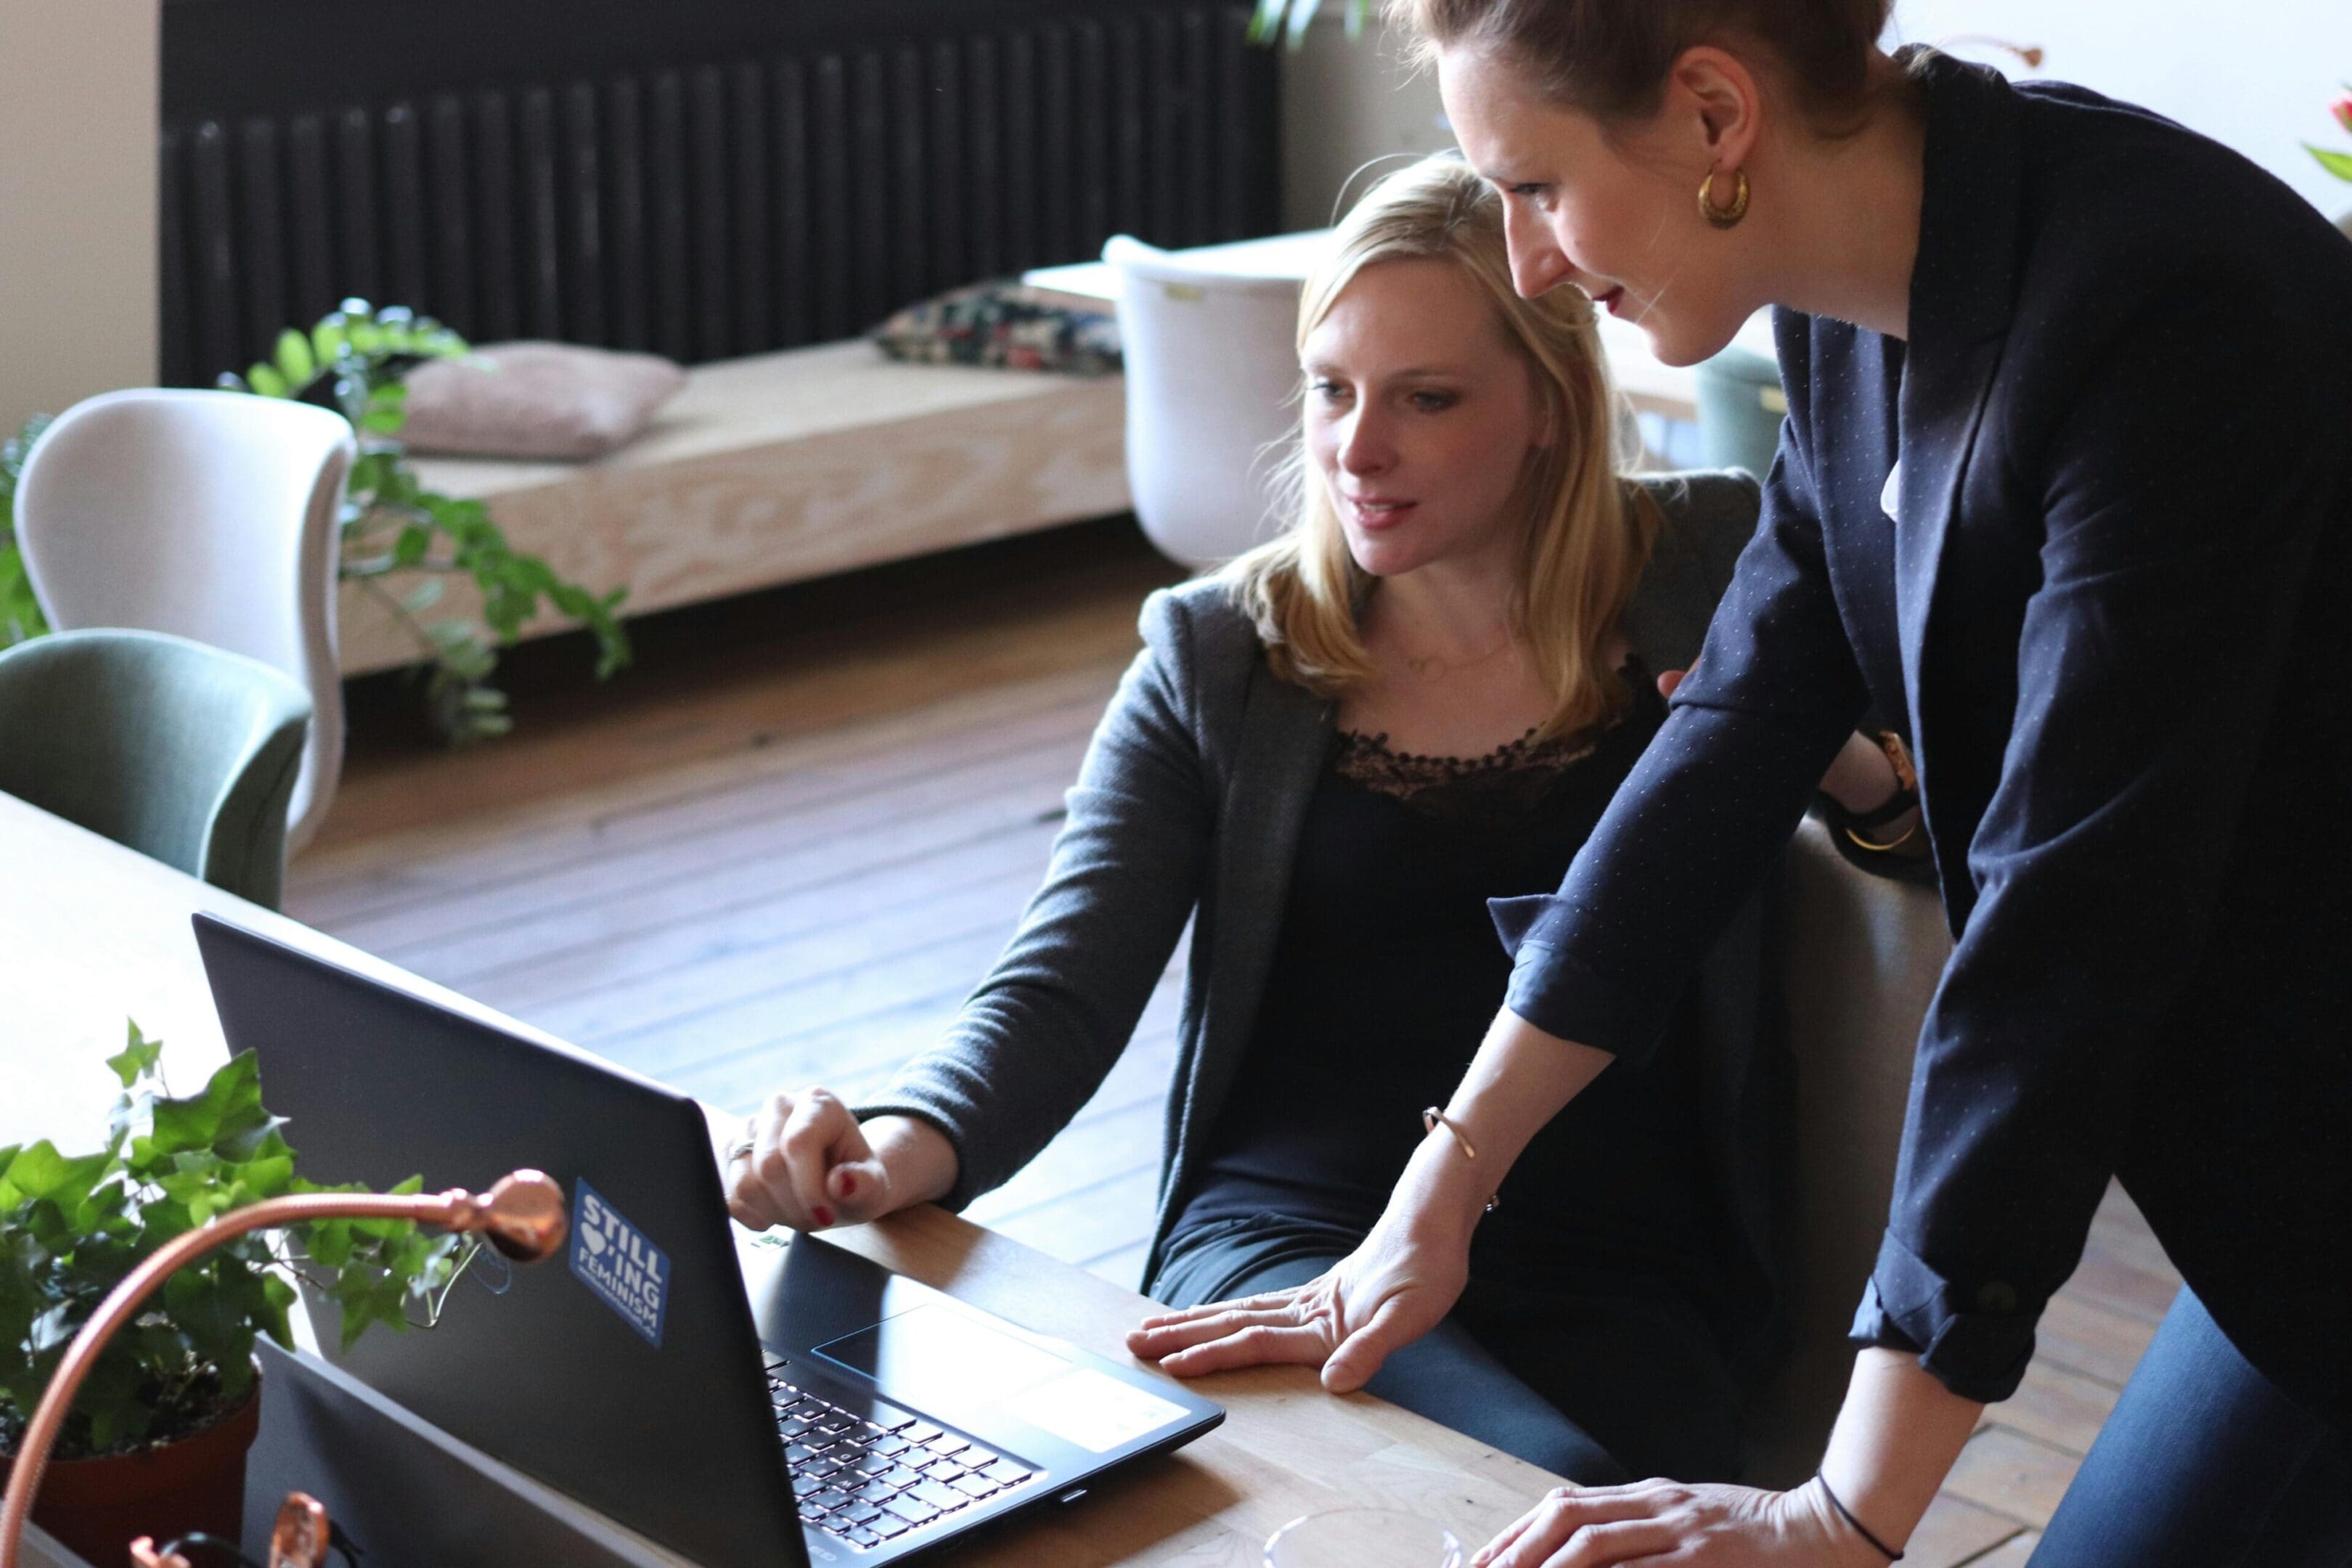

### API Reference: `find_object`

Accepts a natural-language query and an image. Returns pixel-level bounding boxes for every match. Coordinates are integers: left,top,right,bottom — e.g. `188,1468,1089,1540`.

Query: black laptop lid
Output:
193,914,806,1568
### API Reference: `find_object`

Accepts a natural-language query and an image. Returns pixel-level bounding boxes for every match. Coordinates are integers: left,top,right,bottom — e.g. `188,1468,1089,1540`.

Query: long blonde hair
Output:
1222,152,1658,741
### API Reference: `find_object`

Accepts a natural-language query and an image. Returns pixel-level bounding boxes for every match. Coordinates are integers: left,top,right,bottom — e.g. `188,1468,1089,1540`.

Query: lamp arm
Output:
1,1171,565,1568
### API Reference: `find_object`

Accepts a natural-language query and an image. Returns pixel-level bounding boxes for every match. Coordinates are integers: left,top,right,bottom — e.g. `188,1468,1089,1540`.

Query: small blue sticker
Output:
569,1180,671,1347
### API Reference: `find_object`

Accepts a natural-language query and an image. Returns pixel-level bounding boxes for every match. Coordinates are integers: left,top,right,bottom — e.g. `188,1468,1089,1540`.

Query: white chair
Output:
15,388,356,855
1104,234,1303,568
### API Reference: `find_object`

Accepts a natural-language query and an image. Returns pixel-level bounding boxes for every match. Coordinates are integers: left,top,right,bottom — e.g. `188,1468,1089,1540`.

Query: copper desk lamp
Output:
0,1172,567,1568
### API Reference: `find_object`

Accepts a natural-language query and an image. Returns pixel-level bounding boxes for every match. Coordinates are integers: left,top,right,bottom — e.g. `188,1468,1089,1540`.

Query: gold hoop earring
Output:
1699,166,1749,229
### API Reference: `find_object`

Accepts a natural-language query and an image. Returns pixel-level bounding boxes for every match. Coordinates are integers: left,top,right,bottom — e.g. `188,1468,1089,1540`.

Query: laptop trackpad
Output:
813,1303,1071,1405
813,1304,1193,1454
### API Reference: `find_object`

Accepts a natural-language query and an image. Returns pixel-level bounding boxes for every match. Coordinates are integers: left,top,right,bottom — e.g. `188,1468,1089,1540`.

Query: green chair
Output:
0,628,312,908
1695,342,1787,480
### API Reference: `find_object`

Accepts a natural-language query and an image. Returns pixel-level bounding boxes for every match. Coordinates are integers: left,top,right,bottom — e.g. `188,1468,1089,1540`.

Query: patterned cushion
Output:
871,282,1121,375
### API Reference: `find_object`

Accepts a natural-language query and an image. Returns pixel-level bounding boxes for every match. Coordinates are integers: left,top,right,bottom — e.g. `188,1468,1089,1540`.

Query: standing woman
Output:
1126,3,2352,1563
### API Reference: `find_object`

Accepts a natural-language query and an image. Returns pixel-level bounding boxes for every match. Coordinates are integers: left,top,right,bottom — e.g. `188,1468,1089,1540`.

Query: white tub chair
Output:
15,388,356,854
1104,234,1303,568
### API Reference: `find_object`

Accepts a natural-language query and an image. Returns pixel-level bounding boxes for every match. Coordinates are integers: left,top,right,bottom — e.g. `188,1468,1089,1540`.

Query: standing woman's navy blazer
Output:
1492,48,2352,1419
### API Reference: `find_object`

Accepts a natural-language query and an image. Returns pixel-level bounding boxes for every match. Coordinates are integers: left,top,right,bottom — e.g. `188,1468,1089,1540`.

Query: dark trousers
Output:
2030,1288,2352,1567
1147,1214,1744,1485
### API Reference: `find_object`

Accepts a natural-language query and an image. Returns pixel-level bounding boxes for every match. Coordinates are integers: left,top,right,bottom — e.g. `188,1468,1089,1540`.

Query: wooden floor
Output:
289,518,2181,1566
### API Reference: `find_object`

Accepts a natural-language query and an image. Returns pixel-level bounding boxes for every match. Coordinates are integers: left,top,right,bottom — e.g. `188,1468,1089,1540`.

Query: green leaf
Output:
377,465,422,507
311,318,348,366
2306,144,2352,182
503,556,558,594
303,1216,356,1269
245,364,290,399
147,1050,269,1159
348,449,396,495
106,1021,164,1088
274,328,317,387
359,407,407,434
0,544,49,647
258,1272,298,1348
4,1142,113,1214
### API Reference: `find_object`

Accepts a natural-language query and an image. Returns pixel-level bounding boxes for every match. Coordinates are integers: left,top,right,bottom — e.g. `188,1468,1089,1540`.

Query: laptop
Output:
193,914,1223,1568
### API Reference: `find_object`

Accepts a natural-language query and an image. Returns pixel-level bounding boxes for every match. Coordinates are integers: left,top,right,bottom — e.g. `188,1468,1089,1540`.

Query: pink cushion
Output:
401,341,686,460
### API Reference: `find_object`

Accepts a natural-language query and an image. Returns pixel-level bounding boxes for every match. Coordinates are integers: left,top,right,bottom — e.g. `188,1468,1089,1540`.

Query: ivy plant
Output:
219,300,632,744
0,415,52,648
0,1026,473,1461
3,303,632,743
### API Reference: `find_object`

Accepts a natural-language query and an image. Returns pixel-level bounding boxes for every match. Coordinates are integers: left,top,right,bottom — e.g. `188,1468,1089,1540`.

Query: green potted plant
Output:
219,300,632,745
0,1027,470,1564
2308,87,2352,240
1,300,632,747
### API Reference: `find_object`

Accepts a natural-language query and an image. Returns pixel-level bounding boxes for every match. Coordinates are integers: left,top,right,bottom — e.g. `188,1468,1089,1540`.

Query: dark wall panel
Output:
160,0,1281,387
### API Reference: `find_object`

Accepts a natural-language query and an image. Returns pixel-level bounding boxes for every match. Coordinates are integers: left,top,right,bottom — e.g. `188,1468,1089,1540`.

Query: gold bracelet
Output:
1845,817,1923,852
1422,1108,1501,1214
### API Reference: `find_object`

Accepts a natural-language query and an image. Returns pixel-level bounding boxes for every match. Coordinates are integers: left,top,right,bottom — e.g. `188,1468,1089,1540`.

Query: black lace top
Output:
1331,724,1607,832
1174,669,1728,1302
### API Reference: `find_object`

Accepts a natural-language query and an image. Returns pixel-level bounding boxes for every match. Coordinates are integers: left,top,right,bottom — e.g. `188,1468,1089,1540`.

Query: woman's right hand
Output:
1124,1207,1472,1393
723,1090,955,1233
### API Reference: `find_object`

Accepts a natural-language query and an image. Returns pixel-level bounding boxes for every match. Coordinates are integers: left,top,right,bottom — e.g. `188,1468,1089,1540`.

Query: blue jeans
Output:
2030,1288,2352,1567
1147,1214,1744,1485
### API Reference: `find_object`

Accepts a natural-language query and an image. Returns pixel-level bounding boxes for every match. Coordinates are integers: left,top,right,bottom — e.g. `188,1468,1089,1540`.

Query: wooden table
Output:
1026,229,1783,427
1,791,1563,1565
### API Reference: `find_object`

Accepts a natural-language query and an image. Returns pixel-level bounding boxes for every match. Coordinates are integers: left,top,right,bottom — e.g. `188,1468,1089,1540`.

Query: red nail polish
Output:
838,1172,857,1197
812,1205,835,1228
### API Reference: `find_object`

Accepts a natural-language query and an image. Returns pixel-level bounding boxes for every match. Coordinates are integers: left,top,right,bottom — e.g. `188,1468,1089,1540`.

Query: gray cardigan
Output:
859,470,1792,1378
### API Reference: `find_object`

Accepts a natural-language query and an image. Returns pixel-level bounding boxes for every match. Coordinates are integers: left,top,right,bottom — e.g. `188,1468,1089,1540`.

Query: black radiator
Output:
159,0,1281,388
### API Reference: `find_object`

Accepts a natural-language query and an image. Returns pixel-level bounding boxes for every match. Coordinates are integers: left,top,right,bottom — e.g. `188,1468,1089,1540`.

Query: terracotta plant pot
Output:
1,1376,261,1568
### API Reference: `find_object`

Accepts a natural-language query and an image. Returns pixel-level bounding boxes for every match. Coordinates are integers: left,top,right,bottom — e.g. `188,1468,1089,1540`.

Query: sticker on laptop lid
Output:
1003,1367,1188,1453
569,1180,671,1347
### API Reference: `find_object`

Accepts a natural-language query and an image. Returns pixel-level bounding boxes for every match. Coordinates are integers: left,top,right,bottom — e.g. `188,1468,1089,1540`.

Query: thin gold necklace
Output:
1399,628,1519,681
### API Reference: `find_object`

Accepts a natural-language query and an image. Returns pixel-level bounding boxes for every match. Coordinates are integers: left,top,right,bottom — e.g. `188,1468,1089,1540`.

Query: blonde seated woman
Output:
725,154,1910,1482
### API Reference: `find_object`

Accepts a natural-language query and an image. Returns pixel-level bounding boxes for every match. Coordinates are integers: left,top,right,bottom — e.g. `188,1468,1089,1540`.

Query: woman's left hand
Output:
1471,1478,1885,1568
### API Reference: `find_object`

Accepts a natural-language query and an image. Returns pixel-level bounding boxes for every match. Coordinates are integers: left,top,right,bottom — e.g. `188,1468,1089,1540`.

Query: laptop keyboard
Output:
766,1361,1035,1552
